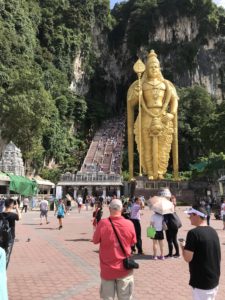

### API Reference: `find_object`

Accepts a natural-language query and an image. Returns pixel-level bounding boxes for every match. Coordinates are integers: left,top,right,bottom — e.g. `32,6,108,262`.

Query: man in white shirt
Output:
130,197,144,255
77,196,83,213
40,199,49,225
21,197,29,213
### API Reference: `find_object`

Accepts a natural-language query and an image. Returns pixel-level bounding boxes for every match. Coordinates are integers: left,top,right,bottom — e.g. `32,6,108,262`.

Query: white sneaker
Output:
154,256,158,260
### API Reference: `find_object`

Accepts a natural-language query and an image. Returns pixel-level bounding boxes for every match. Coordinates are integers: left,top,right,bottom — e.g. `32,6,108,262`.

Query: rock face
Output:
69,3,225,108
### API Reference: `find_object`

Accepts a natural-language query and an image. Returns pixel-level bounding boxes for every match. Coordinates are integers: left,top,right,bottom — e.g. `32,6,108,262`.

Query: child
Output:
55,199,66,230
150,212,164,260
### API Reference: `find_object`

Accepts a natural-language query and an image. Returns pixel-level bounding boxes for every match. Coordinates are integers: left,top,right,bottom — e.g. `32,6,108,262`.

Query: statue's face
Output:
147,61,161,78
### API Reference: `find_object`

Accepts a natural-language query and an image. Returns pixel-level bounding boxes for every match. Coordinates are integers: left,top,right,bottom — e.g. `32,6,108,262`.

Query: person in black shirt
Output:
1,198,21,267
180,205,221,300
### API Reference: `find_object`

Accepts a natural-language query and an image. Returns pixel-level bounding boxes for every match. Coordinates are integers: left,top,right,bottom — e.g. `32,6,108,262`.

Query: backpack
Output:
0,214,12,251
169,212,182,230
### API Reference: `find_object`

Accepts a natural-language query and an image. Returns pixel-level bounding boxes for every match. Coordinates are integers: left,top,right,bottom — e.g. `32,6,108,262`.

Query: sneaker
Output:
165,254,173,258
59,225,63,230
173,254,181,258
158,256,165,260
153,256,158,260
40,223,42,225
137,252,145,255
46,222,50,224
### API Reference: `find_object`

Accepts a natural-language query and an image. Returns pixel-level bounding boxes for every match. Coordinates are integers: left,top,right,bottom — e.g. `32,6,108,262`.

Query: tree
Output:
178,85,216,170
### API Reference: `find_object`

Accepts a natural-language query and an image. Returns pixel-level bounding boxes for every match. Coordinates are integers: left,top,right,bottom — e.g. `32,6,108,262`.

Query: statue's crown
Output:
147,50,159,65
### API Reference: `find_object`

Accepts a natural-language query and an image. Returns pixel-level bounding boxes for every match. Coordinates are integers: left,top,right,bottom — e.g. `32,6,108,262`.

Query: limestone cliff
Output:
70,0,225,110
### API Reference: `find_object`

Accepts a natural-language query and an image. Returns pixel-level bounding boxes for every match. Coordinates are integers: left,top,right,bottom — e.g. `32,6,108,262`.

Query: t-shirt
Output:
150,213,163,231
221,203,225,216
40,200,48,211
77,197,83,205
130,203,141,220
23,198,29,205
184,226,221,290
1,212,19,239
92,216,136,280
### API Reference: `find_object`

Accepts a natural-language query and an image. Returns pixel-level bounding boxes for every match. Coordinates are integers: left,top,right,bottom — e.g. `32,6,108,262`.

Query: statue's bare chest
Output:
142,81,166,107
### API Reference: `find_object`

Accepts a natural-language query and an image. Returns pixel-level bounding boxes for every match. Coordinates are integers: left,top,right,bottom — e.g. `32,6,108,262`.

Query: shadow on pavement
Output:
65,238,91,242
22,224,39,225
132,255,153,260
35,227,57,230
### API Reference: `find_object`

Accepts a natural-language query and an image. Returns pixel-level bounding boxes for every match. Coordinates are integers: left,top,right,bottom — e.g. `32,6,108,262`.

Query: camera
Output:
13,199,19,205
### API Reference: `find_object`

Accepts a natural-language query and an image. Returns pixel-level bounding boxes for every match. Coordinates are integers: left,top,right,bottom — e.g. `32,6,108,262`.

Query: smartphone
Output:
178,238,185,242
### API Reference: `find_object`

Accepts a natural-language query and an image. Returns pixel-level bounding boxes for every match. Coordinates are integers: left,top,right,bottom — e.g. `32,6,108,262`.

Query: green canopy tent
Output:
8,174,38,197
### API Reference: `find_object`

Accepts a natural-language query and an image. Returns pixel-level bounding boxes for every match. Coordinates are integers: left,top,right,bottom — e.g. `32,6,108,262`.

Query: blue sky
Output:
110,0,225,9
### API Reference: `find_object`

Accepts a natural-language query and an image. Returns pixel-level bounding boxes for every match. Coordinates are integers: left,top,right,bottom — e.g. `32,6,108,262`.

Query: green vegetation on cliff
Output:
0,0,112,179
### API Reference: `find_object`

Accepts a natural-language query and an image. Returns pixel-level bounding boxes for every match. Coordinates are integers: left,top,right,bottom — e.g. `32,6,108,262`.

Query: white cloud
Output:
213,0,225,7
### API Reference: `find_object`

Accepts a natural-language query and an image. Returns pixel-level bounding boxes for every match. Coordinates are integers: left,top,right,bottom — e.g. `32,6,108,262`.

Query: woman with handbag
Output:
158,188,181,258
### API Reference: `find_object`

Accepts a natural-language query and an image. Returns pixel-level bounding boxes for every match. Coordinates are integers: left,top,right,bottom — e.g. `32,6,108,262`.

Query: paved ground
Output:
7,205,225,300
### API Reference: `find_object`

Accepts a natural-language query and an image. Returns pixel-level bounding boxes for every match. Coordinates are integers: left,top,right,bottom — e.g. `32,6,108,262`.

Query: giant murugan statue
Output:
127,50,179,180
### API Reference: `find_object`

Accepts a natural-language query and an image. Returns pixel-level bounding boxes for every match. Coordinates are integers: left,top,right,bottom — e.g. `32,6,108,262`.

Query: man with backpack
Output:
0,199,21,267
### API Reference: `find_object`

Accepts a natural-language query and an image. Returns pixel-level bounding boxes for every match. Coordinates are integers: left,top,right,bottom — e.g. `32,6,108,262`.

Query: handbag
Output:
169,212,182,230
147,226,156,238
109,218,139,270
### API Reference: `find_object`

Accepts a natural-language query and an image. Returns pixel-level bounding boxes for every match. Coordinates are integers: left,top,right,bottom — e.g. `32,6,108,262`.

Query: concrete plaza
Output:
7,205,225,300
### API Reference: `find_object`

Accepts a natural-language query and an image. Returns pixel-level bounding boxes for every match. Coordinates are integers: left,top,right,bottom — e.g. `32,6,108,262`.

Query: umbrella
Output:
149,196,174,215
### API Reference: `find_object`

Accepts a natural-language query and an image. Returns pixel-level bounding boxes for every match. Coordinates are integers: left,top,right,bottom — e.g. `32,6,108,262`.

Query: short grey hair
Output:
109,199,122,211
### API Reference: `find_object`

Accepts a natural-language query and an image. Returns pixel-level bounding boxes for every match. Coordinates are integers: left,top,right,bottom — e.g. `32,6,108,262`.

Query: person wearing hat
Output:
180,205,221,300
92,199,136,300
158,188,180,258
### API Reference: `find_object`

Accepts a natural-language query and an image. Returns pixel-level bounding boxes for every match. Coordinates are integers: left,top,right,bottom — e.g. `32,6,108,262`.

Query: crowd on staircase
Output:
81,116,125,175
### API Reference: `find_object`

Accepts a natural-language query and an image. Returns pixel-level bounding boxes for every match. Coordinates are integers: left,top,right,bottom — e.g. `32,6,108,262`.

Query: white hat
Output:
184,207,207,218
109,199,122,210
158,188,171,198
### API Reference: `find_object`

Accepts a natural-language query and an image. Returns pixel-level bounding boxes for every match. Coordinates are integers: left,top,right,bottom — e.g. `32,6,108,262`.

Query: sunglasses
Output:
189,213,197,217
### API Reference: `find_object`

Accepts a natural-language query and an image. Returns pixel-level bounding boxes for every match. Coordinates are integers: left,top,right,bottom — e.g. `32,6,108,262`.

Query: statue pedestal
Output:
129,176,193,202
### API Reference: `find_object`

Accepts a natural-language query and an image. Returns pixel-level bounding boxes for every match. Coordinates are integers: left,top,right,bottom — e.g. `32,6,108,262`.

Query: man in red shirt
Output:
93,199,136,300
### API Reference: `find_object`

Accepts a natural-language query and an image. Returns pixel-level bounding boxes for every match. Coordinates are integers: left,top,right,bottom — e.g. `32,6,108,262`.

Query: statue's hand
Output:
161,113,174,123
134,82,142,95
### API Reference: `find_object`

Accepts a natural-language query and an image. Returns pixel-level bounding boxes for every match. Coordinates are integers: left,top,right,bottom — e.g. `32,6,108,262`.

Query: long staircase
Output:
80,116,125,175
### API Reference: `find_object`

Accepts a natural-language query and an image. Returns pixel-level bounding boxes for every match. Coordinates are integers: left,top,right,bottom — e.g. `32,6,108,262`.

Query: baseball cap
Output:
158,188,171,198
109,199,122,210
184,207,207,218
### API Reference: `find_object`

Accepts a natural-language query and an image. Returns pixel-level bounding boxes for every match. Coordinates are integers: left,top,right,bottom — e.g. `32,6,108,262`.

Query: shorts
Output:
100,273,134,300
57,215,64,219
40,210,48,217
78,204,82,208
222,215,225,222
152,231,164,240
192,286,218,300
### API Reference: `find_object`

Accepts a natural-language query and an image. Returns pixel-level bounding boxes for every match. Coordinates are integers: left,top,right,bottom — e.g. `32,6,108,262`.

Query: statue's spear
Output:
133,59,145,176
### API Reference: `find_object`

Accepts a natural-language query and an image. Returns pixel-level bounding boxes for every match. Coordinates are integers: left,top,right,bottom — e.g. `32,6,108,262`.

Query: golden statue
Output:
127,50,179,180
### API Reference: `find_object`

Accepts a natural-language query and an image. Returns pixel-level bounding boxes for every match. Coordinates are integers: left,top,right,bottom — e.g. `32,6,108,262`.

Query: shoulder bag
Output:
109,218,139,270
169,212,182,230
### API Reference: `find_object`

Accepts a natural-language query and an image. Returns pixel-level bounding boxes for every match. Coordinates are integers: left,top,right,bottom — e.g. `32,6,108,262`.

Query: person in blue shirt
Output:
55,199,66,230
